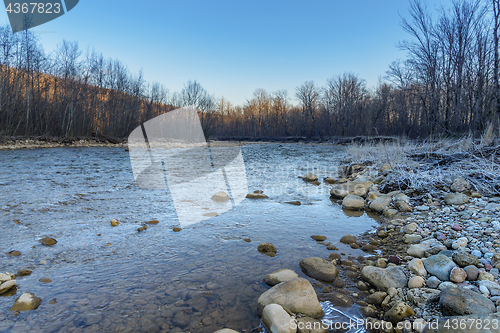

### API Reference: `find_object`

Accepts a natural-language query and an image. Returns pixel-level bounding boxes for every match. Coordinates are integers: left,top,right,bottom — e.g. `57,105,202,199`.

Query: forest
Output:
0,0,499,140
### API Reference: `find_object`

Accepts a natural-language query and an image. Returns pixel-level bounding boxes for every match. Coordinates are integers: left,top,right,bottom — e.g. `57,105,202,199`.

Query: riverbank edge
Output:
0,135,403,150
318,154,500,332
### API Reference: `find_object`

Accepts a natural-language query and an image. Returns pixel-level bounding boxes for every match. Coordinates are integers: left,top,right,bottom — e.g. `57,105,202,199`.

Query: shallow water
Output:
0,144,377,333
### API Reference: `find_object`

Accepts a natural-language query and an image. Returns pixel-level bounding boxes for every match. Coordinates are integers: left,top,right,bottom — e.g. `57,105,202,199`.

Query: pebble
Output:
408,276,425,288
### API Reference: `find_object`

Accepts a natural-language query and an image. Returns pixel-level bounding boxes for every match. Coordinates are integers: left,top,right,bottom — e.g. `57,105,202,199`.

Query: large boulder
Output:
360,266,408,291
342,195,365,210
10,293,42,311
444,193,469,205
262,304,297,333
299,257,339,282
424,254,457,281
440,287,495,316
257,278,323,318
264,269,299,286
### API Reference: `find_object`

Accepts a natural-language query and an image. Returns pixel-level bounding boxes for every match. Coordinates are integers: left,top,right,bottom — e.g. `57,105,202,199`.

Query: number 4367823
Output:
6,3,61,14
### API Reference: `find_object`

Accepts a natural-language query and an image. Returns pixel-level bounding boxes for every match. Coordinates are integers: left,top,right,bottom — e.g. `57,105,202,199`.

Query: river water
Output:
0,143,378,333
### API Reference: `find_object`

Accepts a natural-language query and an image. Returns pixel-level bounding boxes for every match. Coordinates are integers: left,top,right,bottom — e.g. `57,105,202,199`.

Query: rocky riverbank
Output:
0,136,126,150
240,154,500,333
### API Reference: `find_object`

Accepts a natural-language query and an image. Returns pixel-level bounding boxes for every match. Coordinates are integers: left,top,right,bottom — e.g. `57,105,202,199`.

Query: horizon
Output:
0,0,449,106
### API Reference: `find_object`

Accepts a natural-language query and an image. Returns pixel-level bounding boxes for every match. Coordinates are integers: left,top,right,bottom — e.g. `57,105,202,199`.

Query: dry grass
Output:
343,129,500,196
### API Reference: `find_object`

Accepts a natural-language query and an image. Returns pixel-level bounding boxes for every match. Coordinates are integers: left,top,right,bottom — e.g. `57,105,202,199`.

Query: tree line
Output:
0,0,499,140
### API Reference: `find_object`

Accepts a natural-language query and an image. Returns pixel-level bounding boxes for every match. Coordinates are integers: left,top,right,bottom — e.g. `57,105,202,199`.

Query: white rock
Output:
480,284,490,296
0,273,15,283
408,258,427,276
452,237,468,250
263,269,299,286
438,282,457,290
407,239,435,258
211,191,230,202
408,276,425,289
0,280,16,294
479,280,500,296
413,319,427,333
10,292,42,311
262,304,297,333
403,223,418,234
403,234,422,244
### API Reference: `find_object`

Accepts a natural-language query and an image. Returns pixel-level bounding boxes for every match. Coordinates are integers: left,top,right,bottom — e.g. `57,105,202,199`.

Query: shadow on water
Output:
0,144,378,332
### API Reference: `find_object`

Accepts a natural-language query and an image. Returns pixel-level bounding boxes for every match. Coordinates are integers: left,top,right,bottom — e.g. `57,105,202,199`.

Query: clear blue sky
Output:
0,1,442,105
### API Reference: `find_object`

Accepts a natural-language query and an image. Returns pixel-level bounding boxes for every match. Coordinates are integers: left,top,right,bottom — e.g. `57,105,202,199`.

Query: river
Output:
0,143,378,333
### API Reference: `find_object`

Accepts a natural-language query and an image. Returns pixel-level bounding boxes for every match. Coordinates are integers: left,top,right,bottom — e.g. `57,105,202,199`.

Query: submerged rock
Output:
257,278,323,318
258,243,277,254
10,293,42,311
110,219,120,227
246,192,269,199
310,235,327,241
39,237,57,246
211,191,230,202
340,235,357,244
317,292,353,307
16,269,32,277
302,174,319,182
